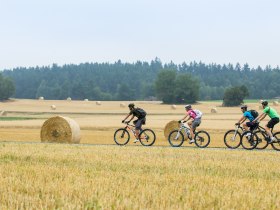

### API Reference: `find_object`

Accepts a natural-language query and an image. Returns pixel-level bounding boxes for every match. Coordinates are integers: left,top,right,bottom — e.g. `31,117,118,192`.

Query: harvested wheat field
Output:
0,143,280,209
1,99,280,209
1,99,279,148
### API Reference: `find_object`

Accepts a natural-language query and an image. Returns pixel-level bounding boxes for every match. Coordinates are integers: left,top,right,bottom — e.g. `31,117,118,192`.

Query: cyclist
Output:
235,105,257,133
179,104,202,144
253,100,280,143
122,103,147,143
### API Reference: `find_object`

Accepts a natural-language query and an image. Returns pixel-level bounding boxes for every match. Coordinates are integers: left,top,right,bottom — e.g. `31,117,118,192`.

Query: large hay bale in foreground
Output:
273,101,279,106
164,120,180,139
211,107,218,113
40,116,81,144
96,101,102,105
171,105,177,110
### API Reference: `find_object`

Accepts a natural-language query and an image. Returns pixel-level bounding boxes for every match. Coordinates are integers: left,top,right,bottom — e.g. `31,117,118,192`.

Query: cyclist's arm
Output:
122,113,132,122
253,113,266,122
237,116,246,124
180,114,190,122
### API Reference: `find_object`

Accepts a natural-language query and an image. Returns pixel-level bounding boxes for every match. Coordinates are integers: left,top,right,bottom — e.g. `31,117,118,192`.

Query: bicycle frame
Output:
178,122,192,138
231,125,244,140
123,122,143,138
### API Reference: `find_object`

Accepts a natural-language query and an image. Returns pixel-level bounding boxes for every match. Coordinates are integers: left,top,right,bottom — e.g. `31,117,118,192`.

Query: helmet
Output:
240,104,247,109
128,103,135,108
261,100,268,106
185,104,192,109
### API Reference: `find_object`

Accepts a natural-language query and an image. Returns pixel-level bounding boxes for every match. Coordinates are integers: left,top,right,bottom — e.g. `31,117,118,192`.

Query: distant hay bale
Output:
164,120,180,140
96,101,102,105
273,101,279,106
38,96,44,100
120,103,126,108
211,107,218,113
0,110,7,116
171,104,177,110
84,99,89,101
50,105,56,110
40,116,81,144
67,97,72,101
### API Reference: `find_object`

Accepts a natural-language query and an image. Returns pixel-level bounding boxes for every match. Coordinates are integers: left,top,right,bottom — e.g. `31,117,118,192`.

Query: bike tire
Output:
139,129,156,146
223,130,241,149
194,130,211,148
168,130,184,147
241,131,258,150
114,128,130,145
271,132,280,151
254,130,269,150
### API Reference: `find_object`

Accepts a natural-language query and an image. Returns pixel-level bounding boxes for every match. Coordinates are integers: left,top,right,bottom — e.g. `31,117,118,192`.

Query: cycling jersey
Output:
263,107,279,119
243,111,254,122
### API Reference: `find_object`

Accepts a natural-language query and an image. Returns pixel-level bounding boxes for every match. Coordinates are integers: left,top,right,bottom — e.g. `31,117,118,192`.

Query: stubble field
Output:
0,99,280,209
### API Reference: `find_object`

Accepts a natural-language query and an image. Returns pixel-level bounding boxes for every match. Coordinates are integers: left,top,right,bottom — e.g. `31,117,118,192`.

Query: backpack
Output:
135,108,147,118
249,110,259,119
194,109,203,118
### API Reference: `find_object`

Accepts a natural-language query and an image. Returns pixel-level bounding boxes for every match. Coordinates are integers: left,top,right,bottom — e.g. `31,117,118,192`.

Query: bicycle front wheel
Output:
114,128,130,145
271,132,280,151
139,129,156,146
224,130,241,149
254,130,269,150
241,131,258,150
194,131,210,148
168,130,184,147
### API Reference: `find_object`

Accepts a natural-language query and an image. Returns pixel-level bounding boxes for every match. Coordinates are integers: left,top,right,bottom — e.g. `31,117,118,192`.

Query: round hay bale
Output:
84,99,89,102
171,104,177,110
120,103,126,108
211,107,217,113
50,105,56,110
0,110,7,116
38,96,44,100
273,101,279,106
96,101,102,105
164,120,180,139
40,116,81,144
67,97,72,101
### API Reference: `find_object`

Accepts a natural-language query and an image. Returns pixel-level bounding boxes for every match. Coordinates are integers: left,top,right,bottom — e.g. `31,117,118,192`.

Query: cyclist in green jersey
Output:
253,100,280,143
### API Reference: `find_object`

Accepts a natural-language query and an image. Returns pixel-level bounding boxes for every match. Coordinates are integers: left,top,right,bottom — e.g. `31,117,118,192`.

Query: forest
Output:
2,59,280,101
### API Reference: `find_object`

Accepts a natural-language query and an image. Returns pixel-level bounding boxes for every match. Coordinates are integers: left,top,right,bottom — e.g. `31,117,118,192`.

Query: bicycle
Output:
168,121,210,148
114,122,156,146
241,123,280,151
224,124,244,149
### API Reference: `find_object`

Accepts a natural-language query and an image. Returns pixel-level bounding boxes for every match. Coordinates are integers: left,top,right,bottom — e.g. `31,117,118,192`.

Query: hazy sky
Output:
0,0,279,70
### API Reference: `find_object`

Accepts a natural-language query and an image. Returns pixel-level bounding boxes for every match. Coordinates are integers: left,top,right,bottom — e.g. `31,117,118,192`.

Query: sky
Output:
0,0,280,70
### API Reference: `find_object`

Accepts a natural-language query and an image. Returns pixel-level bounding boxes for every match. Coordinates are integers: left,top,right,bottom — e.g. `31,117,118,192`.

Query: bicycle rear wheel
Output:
139,129,156,146
168,130,184,147
224,130,241,149
241,131,258,150
271,132,280,151
114,128,130,145
194,130,210,148
254,130,269,150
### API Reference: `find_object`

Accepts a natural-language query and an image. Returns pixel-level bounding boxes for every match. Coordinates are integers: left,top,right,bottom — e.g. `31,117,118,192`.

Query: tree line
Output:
1,59,280,103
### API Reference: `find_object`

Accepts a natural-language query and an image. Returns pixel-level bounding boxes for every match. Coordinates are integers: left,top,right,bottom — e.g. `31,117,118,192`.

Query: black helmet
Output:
240,104,247,109
185,104,192,109
128,103,135,108
261,100,268,106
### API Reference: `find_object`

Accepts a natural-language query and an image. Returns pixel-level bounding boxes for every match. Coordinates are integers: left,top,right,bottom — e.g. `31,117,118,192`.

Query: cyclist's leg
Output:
243,122,250,131
135,118,145,139
191,119,201,140
265,118,279,141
